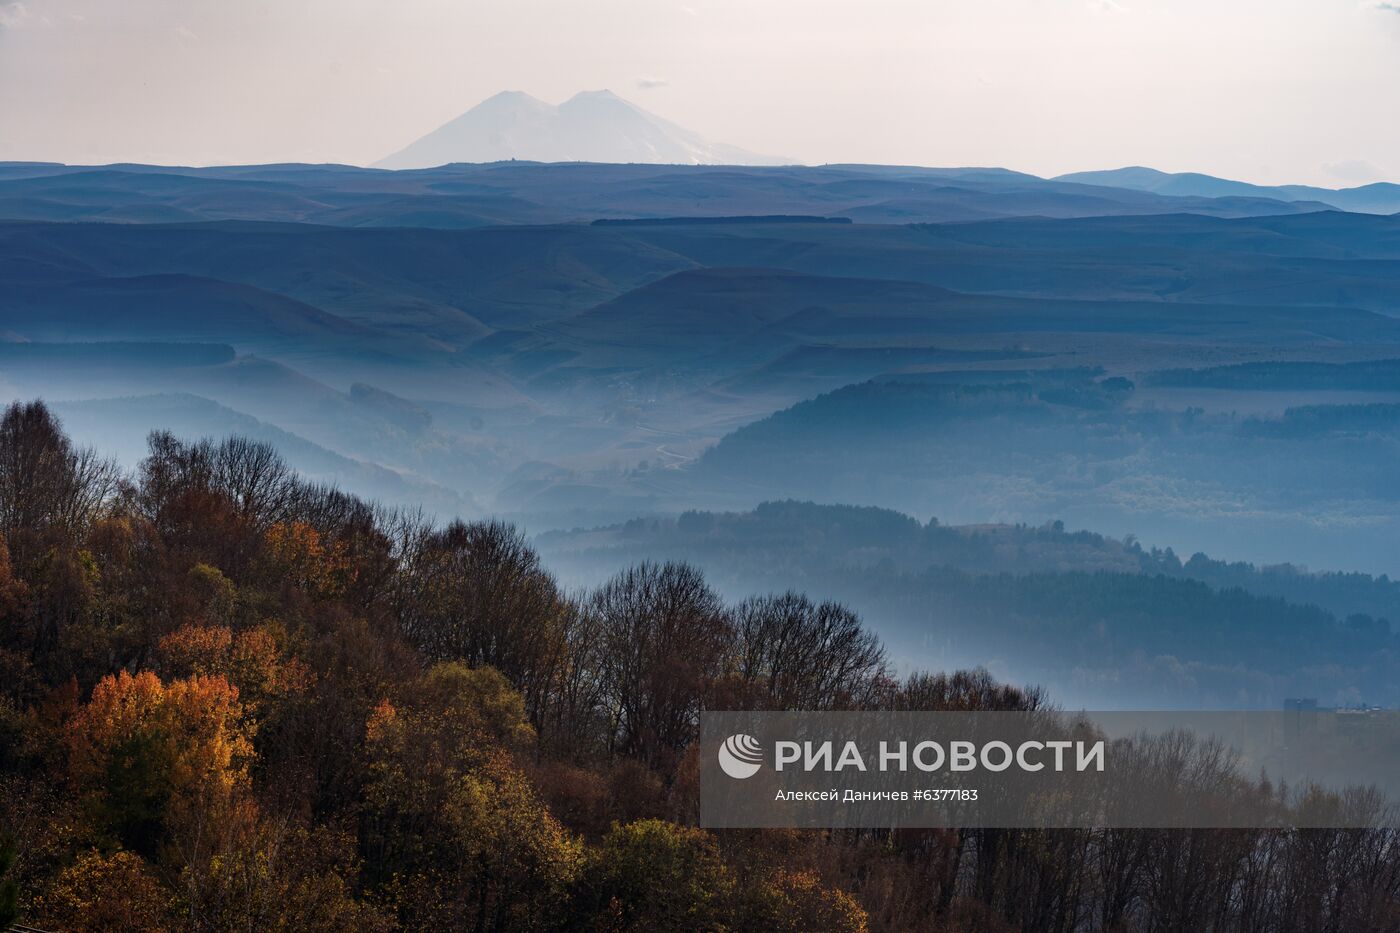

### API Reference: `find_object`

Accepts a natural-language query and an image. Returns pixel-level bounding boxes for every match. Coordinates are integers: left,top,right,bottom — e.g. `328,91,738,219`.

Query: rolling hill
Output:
482,264,1400,391
0,219,698,337
49,392,477,517
0,272,430,360
2,162,1400,559
1057,166,1400,215
0,161,1335,228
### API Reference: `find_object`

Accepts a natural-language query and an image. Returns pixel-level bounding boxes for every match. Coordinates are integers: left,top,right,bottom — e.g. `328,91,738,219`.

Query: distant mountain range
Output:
1057,166,1400,215
368,87,1400,215
375,89,790,169
0,162,1349,230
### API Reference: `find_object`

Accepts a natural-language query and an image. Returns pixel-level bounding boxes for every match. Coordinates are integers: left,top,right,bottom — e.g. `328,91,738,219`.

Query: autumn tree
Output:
289,488,399,607
157,621,311,731
262,521,353,598
32,848,175,933
741,869,869,933
571,819,735,931
361,663,580,930
178,821,384,933
65,670,255,858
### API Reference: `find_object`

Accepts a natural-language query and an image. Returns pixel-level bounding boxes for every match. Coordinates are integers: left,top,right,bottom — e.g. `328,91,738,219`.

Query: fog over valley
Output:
3,153,1400,709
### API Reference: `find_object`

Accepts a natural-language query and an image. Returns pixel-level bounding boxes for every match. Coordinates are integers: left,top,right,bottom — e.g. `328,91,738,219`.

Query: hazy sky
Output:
2,0,1398,185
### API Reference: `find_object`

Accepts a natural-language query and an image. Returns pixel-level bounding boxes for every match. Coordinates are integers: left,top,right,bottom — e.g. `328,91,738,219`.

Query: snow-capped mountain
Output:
375,89,790,168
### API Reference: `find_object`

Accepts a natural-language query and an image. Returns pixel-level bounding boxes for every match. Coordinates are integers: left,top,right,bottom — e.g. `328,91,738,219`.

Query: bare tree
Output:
213,436,296,527
0,401,119,564
889,668,1046,713
731,591,887,710
392,519,572,721
589,561,732,769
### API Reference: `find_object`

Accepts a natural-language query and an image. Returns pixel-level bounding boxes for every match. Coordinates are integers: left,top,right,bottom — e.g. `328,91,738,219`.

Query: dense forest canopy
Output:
1,401,1398,931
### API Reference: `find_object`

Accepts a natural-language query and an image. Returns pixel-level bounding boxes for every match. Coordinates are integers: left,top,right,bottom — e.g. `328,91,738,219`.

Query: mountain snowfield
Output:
375,89,791,169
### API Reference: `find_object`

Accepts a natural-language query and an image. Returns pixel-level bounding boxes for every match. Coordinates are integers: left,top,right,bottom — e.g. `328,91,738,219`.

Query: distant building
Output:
1284,698,1319,740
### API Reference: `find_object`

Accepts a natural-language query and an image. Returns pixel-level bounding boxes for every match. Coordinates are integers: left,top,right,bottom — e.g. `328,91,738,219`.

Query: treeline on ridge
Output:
586,500,1400,622
1147,359,1400,391
544,502,1400,707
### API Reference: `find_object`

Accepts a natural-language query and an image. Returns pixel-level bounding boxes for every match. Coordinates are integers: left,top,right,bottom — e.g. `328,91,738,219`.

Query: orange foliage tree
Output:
156,622,311,721
65,670,254,857
262,521,353,598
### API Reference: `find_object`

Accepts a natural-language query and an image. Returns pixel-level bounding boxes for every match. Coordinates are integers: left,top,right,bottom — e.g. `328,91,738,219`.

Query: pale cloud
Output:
635,76,668,90
173,24,198,42
0,1,29,29
1369,1,1400,12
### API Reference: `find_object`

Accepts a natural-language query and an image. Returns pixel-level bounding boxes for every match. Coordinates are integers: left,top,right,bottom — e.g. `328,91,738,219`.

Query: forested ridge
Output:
1,401,1398,932
542,502,1400,708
